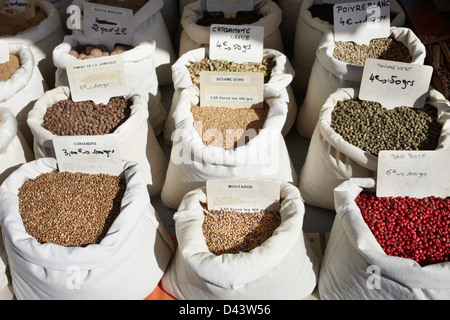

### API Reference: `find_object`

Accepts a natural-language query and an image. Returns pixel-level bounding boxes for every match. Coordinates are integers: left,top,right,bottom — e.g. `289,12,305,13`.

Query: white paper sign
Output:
206,178,280,212
206,0,253,18
359,58,433,109
53,135,123,176
83,2,133,51
0,0,35,18
333,0,390,44
376,150,450,198
0,40,9,64
66,55,129,105
209,24,264,63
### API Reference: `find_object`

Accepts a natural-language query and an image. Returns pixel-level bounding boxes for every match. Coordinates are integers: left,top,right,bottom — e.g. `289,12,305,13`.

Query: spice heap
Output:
330,99,442,156
68,44,131,60
333,37,412,66
91,0,148,13
197,11,263,26
191,104,269,149
356,192,450,266
0,9,47,36
18,171,126,247
201,203,281,255
42,97,131,136
0,54,21,82
187,57,275,84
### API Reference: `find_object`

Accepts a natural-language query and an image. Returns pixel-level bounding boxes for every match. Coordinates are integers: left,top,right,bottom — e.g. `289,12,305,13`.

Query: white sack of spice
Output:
161,182,319,300
295,27,426,139
160,85,298,210
298,87,450,211
0,0,66,89
0,157,174,300
163,47,297,145
52,33,167,136
71,0,176,86
0,43,46,149
290,0,405,95
319,178,450,300
27,86,168,197
178,0,284,57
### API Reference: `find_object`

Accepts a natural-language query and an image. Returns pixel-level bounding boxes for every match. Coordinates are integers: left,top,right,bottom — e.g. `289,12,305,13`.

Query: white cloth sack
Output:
71,0,176,86
160,0,179,38
161,182,319,300
299,87,450,211
53,33,167,135
1,0,66,89
178,0,284,57
27,86,168,197
163,47,297,145
0,43,46,149
0,157,174,300
319,177,450,299
291,0,405,95
296,26,426,138
160,85,298,210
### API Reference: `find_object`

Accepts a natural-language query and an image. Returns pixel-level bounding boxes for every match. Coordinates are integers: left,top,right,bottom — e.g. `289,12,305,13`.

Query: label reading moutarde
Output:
359,58,433,109
0,0,35,18
0,40,9,63
206,0,253,18
333,0,390,45
200,71,264,108
376,151,450,198
53,135,123,176
206,179,281,212
209,24,264,63
83,2,133,51
66,55,129,105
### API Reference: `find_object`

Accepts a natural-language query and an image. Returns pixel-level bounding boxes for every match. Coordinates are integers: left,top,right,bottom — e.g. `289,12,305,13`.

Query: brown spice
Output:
191,104,269,149
18,170,126,247
197,11,263,26
0,54,21,82
201,203,281,255
0,8,47,36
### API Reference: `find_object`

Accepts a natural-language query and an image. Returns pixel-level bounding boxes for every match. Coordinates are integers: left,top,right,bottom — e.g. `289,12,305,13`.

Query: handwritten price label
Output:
359,58,433,109
209,24,264,63
0,0,35,18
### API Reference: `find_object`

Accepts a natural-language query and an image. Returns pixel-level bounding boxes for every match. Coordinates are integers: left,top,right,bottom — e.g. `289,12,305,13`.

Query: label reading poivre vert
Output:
209,24,264,63
206,178,281,212
200,71,264,108
0,0,35,18
83,2,133,51
206,0,253,18
376,150,450,198
333,0,390,45
359,58,433,109
0,40,9,64
53,135,123,176
66,55,129,105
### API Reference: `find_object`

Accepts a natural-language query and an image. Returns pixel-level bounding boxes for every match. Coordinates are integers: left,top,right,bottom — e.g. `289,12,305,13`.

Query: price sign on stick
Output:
0,0,35,18
206,0,254,18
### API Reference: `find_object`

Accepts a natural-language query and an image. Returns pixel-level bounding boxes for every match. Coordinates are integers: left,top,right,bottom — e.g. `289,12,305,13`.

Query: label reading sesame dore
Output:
0,0,35,18
210,24,264,63
206,0,253,18
83,2,134,51
206,179,280,212
66,55,129,105
376,151,450,198
0,40,9,63
200,71,264,108
53,135,123,176
333,0,390,45
359,58,433,110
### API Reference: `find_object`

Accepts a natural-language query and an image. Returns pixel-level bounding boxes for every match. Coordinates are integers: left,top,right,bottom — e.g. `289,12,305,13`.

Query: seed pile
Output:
201,203,281,255
197,11,263,26
333,37,412,66
42,97,131,136
330,99,442,156
18,171,126,247
0,9,46,36
69,44,131,60
187,57,275,84
0,54,20,82
91,0,148,13
356,192,450,266
191,104,269,149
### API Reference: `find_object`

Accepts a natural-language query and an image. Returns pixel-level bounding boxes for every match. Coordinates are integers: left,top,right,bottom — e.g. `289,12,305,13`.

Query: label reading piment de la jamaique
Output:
359,58,433,110
206,0,254,18
206,178,281,213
